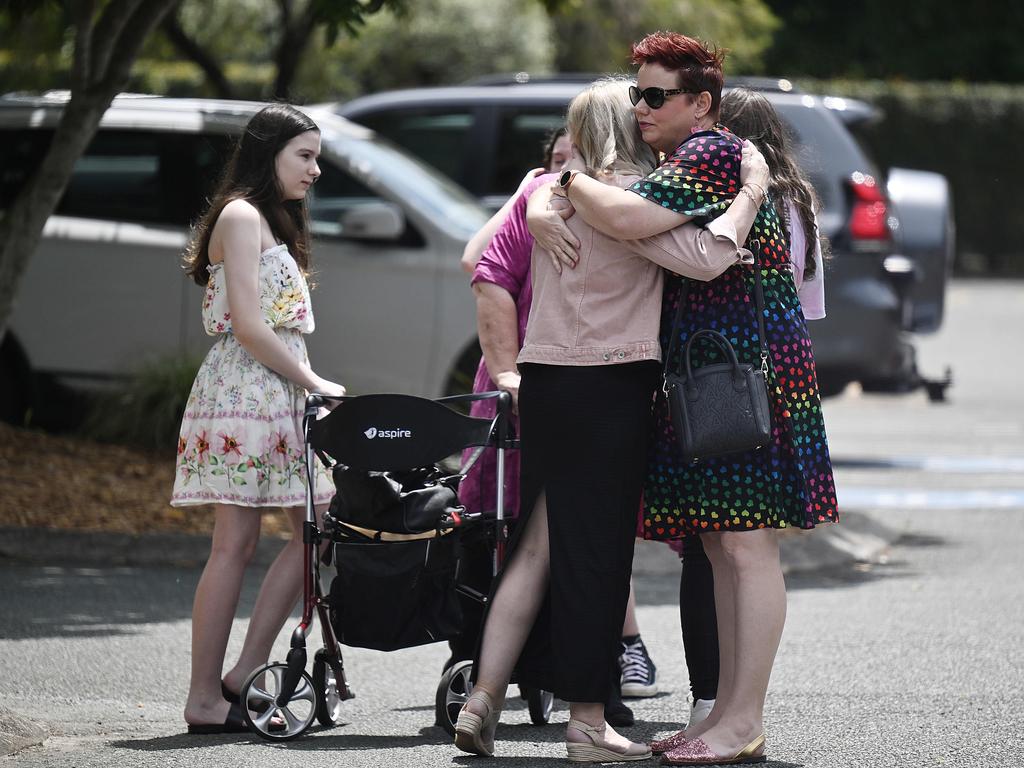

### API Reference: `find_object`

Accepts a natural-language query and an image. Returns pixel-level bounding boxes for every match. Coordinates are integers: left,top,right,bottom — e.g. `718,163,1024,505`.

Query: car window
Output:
312,153,467,247
355,108,475,185
0,129,51,209
59,131,165,221
491,108,566,197
308,158,402,238
1,128,232,225
315,118,489,241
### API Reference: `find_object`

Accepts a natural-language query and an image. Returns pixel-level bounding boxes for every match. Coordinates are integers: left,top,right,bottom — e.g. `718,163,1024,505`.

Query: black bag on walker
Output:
328,534,463,651
328,465,462,534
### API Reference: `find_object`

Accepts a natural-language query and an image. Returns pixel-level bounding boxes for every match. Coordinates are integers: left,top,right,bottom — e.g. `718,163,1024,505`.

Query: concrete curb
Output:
0,708,47,757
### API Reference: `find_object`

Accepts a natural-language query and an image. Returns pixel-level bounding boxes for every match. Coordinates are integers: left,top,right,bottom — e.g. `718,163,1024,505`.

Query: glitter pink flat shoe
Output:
661,733,766,765
651,729,689,755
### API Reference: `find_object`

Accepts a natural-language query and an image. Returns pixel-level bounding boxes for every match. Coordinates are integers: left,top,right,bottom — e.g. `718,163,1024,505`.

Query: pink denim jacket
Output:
518,174,750,367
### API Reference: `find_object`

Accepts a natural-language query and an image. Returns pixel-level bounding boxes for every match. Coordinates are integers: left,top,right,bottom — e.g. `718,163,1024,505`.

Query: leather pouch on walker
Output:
328,534,463,651
328,465,463,534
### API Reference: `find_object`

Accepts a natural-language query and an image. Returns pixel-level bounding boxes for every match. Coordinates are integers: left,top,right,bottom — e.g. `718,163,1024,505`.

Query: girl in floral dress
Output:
172,104,345,734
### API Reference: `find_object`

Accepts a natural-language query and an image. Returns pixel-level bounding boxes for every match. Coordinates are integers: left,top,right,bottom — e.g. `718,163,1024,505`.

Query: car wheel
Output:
815,371,849,399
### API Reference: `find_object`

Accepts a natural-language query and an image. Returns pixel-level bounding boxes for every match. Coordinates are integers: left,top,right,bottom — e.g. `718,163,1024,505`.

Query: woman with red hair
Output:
528,31,839,766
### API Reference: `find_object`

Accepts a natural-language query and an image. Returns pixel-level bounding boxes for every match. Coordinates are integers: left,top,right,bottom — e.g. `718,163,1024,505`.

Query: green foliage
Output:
0,3,71,92
801,78,1024,275
549,0,780,75
125,59,274,98
765,0,1024,82
82,354,201,455
302,0,552,101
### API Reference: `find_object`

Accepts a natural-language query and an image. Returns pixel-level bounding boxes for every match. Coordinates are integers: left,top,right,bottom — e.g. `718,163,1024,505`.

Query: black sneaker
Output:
619,636,658,698
605,658,634,727
604,695,635,728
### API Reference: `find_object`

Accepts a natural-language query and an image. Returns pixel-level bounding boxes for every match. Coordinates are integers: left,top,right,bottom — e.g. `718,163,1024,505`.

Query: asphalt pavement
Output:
1,279,1022,767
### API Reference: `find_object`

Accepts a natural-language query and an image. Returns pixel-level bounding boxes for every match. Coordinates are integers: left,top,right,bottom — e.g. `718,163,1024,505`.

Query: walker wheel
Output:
241,662,316,741
435,659,473,736
313,651,344,727
526,686,554,725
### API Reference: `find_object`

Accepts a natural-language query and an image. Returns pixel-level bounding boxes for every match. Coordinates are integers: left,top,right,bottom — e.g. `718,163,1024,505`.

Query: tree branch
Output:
68,0,97,90
94,0,180,97
87,0,141,86
160,6,235,98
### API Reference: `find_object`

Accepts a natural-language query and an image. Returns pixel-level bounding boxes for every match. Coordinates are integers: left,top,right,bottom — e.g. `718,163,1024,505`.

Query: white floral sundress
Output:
171,244,334,508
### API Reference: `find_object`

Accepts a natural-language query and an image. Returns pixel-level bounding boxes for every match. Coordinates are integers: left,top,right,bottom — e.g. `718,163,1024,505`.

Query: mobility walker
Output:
239,390,554,741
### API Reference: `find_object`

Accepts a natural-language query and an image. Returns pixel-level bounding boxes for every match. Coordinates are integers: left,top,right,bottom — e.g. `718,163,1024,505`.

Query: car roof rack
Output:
465,72,609,86
725,76,801,93
464,73,802,94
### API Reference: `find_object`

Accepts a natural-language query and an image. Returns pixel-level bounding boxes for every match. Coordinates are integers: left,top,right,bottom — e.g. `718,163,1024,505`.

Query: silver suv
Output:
336,78,955,397
0,94,488,422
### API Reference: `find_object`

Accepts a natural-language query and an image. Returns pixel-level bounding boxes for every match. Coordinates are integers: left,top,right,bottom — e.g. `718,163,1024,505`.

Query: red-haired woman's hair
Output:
631,32,727,115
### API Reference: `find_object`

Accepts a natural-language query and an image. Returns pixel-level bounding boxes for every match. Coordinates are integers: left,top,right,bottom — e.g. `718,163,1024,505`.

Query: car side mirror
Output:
339,202,405,241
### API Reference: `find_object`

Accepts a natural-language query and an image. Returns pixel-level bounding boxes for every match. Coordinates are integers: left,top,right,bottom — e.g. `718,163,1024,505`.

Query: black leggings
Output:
679,535,719,701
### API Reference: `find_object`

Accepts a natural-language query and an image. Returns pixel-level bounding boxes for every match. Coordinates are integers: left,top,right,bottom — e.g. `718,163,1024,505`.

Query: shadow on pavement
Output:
0,564,261,640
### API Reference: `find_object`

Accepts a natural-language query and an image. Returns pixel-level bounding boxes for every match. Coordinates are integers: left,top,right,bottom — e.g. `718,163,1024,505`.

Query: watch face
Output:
559,169,573,188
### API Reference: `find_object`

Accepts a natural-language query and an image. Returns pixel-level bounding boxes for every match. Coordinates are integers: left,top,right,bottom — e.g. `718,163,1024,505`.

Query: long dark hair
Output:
185,103,319,286
541,126,567,171
720,88,827,280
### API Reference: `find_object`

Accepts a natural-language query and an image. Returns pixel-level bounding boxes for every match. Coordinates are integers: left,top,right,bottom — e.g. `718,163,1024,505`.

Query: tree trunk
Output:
272,2,317,100
0,98,106,341
0,0,178,342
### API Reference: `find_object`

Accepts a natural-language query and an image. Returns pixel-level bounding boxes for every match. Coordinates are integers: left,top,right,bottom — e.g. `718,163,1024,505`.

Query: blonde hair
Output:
566,77,657,178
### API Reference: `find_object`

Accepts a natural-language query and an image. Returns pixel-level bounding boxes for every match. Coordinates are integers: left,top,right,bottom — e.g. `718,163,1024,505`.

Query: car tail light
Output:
847,172,891,242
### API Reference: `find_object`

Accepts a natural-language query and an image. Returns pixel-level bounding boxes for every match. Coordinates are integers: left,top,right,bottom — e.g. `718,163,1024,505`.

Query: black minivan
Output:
335,77,955,397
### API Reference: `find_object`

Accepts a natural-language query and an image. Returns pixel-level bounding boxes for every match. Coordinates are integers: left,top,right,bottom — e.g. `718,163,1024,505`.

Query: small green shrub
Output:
82,354,201,455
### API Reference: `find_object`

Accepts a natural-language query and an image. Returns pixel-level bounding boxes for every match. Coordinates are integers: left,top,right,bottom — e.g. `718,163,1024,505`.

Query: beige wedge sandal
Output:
565,718,653,763
454,689,500,757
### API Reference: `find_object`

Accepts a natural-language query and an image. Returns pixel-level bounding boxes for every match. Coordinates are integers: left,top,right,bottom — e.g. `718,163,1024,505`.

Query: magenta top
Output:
471,174,556,341
459,174,555,517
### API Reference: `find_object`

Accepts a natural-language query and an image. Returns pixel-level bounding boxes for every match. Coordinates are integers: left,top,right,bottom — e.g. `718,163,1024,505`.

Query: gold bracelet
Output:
745,182,770,201
739,186,763,206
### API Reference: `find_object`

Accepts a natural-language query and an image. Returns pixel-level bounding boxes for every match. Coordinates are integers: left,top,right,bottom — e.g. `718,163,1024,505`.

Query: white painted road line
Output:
836,487,1024,510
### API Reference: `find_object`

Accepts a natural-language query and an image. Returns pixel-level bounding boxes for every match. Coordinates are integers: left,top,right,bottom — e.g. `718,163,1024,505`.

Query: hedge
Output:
799,79,1024,276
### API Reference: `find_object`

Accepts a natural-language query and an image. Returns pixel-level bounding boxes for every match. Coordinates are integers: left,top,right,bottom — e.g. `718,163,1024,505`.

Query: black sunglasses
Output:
629,84,692,109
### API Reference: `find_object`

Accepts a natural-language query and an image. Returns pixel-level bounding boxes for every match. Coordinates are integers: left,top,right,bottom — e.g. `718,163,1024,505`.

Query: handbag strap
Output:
662,236,769,388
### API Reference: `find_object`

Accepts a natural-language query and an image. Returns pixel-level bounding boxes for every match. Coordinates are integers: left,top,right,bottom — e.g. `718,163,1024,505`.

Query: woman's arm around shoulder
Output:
560,173,692,240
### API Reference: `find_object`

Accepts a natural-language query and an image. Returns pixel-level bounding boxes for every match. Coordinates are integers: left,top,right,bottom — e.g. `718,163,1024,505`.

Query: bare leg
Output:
689,529,786,756
621,579,639,636
221,505,322,694
468,492,642,752
470,493,551,710
183,504,261,726
686,533,736,738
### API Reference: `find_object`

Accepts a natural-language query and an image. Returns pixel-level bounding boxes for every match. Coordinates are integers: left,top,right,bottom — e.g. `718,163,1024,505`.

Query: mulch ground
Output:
0,422,290,538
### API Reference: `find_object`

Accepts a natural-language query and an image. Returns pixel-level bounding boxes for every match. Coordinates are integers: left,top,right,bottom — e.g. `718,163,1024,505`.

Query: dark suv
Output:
334,77,954,397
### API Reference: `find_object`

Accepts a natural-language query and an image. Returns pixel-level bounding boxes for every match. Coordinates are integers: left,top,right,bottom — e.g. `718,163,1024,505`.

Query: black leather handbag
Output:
327,465,463,534
662,251,772,464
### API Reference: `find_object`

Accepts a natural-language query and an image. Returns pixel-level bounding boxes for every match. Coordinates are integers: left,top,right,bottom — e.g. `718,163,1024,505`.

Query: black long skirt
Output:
476,361,659,703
